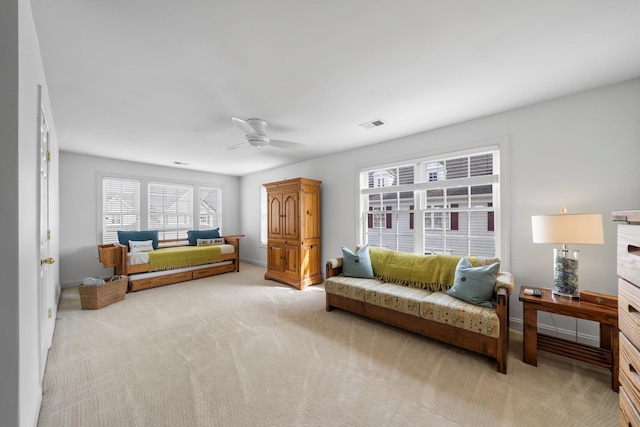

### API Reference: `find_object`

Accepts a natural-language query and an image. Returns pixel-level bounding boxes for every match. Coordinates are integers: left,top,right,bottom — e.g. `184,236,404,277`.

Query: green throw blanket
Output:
147,246,223,272
369,247,478,292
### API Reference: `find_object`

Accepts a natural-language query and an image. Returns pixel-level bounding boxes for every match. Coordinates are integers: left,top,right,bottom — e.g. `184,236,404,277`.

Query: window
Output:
260,185,268,245
102,178,140,244
100,175,222,244
148,182,193,240
199,187,221,230
360,143,502,258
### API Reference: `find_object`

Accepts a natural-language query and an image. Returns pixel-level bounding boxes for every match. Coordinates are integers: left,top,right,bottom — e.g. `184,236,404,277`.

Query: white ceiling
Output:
31,0,640,176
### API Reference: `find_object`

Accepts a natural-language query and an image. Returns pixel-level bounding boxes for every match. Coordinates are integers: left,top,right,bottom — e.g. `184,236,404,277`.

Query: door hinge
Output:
46,151,51,162
47,229,51,240
47,308,52,319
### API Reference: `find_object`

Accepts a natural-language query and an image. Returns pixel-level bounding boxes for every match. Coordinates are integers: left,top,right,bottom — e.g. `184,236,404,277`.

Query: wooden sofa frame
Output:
325,262,510,374
98,235,243,292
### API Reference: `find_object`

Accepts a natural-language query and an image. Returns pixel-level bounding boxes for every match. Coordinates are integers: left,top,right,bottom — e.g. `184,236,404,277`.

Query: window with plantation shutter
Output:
199,187,221,230
148,182,193,240
102,177,141,244
100,174,223,244
260,185,268,245
360,143,502,258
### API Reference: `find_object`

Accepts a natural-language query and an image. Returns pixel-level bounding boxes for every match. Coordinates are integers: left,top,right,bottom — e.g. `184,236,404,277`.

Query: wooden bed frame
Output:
98,235,243,292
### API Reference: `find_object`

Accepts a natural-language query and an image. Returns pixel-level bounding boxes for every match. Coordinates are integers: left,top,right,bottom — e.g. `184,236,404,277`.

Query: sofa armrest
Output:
494,271,514,295
325,257,343,278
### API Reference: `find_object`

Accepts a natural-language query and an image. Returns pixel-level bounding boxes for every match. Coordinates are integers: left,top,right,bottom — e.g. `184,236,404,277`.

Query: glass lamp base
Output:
553,248,579,299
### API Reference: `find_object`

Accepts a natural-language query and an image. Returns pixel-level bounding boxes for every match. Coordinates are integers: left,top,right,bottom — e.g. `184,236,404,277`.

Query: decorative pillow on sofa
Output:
197,237,225,246
118,230,159,250
341,244,375,279
129,240,154,253
446,257,500,308
187,229,220,246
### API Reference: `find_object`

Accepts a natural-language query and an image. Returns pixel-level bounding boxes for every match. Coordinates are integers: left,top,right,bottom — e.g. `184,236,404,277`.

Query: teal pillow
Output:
446,257,500,308
118,230,159,250
187,228,220,246
341,245,375,279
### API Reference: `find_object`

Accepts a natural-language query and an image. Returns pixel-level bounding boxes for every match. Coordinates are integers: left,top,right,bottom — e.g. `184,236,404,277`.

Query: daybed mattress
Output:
127,244,236,265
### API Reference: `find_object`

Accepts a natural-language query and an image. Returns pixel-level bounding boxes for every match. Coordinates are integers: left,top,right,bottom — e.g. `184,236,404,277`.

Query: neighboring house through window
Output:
359,139,505,258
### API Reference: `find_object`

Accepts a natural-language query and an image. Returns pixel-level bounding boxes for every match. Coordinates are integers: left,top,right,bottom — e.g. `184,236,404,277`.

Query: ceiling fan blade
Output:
225,141,249,151
268,139,304,150
232,117,257,135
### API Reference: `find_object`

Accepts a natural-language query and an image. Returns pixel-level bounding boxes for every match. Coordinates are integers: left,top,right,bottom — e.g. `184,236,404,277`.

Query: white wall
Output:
58,153,242,287
240,78,640,341
0,0,61,426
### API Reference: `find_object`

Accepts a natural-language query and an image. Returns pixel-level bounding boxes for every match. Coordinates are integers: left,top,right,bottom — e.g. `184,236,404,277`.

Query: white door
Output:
39,104,55,380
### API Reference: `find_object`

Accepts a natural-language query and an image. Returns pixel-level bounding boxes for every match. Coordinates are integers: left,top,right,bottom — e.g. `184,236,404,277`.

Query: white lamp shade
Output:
531,213,604,245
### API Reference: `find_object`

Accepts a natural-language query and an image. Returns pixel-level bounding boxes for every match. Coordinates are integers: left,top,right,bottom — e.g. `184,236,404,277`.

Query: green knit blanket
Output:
369,247,478,292
147,246,222,272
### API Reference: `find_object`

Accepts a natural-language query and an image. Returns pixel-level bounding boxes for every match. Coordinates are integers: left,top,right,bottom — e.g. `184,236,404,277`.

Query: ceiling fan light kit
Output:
226,117,304,151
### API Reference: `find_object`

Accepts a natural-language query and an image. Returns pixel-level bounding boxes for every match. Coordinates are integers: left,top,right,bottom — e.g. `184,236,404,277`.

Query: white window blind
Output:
199,187,221,230
102,177,141,244
148,182,193,240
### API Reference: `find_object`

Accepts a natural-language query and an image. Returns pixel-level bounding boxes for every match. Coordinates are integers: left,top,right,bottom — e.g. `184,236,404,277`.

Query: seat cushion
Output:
365,283,433,317
324,276,383,301
420,292,500,338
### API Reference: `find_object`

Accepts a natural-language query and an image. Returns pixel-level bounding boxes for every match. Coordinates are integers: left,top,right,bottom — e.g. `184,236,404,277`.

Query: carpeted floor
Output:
38,263,618,426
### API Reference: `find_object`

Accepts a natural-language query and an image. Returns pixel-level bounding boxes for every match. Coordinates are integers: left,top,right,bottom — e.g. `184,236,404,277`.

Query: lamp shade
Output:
531,213,604,245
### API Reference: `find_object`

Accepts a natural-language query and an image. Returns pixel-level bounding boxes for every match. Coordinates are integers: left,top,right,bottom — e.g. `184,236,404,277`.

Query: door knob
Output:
41,257,56,265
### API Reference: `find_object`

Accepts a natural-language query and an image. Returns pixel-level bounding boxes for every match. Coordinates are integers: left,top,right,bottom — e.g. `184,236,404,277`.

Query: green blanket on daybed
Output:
368,247,479,292
147,246,222,272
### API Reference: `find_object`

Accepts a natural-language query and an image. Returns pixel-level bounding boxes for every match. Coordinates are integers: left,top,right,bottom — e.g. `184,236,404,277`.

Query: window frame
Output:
357,136,510,269
97,172,224,245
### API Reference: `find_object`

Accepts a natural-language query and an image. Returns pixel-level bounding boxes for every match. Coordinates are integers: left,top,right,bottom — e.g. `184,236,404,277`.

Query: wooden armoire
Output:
264,178,322,290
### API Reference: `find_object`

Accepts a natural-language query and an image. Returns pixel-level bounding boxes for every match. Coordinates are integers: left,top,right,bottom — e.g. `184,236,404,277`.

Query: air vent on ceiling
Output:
359,118,385,129
173,161,190,166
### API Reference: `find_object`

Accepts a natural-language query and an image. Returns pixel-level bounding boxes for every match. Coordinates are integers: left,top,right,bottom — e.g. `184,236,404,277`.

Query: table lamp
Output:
531,208,604,298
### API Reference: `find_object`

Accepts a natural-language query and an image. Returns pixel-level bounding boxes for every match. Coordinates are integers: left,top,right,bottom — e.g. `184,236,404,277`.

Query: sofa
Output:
324,246,514,373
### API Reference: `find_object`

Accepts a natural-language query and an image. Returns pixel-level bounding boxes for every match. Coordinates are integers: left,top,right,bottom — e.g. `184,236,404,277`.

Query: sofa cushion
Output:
324,276,383,302
446,258,500,308
341,245,375,278
420,292,500,338
118,230,159,250
364,283,432,317
128,240,154,253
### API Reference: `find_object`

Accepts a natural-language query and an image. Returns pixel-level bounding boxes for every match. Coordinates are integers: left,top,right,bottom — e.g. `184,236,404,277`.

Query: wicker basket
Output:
78,276,128,310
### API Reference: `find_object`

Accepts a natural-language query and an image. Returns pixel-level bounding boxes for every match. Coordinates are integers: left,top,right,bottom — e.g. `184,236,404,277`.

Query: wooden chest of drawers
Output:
614,210,640,425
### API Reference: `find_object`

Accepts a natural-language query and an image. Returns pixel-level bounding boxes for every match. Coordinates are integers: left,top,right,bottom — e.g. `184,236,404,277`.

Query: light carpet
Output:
38,263,618,426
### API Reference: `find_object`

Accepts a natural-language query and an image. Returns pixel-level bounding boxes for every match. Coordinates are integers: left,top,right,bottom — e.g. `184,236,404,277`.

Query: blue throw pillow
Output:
446,257,500,308
187,228,220,246
341,245,375,279
117,230,159,250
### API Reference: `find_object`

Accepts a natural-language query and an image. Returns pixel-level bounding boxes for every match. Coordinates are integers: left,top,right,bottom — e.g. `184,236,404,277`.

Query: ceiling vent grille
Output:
359,118,385,129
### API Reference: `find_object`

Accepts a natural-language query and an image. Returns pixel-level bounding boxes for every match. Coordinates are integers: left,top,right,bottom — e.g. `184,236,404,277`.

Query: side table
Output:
519,286,619,392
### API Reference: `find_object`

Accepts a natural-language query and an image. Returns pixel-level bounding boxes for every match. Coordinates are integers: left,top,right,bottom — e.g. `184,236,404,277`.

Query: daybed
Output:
98,230,243,292
324,246,514,373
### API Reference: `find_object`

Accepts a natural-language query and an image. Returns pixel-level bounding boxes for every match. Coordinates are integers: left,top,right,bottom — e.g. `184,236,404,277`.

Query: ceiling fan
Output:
225,117,304,151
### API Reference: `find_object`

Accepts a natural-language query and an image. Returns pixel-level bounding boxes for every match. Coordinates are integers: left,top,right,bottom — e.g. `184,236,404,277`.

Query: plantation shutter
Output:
199,187,221,230
102,177,140,244
148,182,193,240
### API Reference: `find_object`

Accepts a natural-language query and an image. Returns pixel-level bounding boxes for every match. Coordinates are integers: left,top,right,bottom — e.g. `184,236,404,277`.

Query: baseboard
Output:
509,317,600,347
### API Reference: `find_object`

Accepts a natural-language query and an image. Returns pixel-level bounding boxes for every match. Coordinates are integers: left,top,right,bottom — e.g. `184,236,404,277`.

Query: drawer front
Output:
620,333,640,413
130,271,193,291
621,386,640,427
619,224,640,286
620,278,640,350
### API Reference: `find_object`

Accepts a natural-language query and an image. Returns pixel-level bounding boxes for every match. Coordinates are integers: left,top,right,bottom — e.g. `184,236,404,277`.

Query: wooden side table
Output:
519,287,619,392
